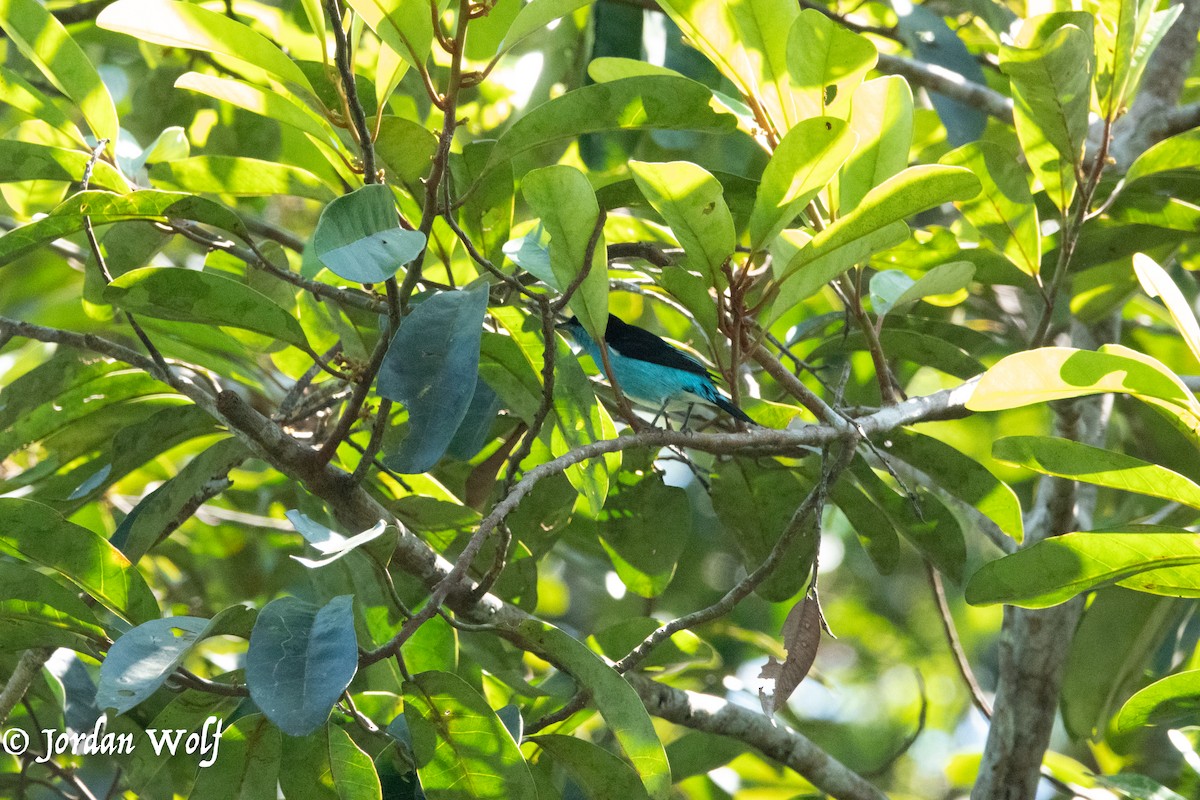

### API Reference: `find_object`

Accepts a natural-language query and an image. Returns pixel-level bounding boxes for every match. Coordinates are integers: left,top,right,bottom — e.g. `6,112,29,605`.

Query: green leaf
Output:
522,165,609,340
98,0,314,94
712,459,816,601
377,116,438,185
786,7,877,119
174,71,335,144
0,562,107,654
1115,669,1200,733
0,140,126,192
774,165,980,305
0,64,86,145
0,498,159,624
656,0,799,136
313,184,427,283
486,76,737,175
492,306,618,514
150,156,335,202
884,429,1024,543
994,436,1200,510
280,724,384,800
1095,773,1189,800
104,267,312,352
1124,129,1200,188
0,366,171,461
533,735,652,800
378,284,489,473
872,262,974,316
839,76,914,214
1118,5,1183,120
1133,252,1200,367
190,714,281,800
496,0,593,55
965,530,1200,608
403,670,536,800
97,607,253,714
941,141,1041,276
849,457,967,582
343,0,435,73
580,472,690,598
769,221,909,321
0,189,251,267
1000,21,1094,212
515,620,672,799
246,595,359,736
592,618,716,670
0,0,120,149
1062,589,1182,739
111,438,249,563
452,140,514,271
126,676,244,792
630,160,734,286
749,117,855,250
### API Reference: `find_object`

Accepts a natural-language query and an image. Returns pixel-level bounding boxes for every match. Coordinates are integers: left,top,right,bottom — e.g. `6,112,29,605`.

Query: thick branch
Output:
1111,0,1200,167
631,675,888,800
875,52,1014,124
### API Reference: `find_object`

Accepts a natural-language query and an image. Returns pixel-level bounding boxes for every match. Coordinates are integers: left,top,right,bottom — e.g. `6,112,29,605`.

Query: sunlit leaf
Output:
0,498,159,624
631,160,734,286
994,435,1200,509
966,529,1200,608
403,670,536,799
104,267,313,352
0,0,120,149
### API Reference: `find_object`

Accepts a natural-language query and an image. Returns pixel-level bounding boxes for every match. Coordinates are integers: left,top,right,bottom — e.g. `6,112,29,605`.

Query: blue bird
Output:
558,314,754,427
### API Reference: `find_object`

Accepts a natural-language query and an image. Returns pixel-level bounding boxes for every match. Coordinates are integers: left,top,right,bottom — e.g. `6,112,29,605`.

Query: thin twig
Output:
926,562,992,718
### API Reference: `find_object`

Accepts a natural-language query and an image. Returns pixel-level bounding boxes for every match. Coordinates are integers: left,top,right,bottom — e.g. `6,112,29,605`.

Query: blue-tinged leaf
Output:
895,1,987,145
313,184,427,283
246,595,358,736
379,284,490,473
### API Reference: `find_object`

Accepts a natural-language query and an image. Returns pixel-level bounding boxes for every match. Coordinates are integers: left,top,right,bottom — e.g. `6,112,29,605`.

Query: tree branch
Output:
875,52,1014,125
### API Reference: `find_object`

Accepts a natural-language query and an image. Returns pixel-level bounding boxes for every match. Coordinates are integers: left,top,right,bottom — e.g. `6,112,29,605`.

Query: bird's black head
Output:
555,316,584,332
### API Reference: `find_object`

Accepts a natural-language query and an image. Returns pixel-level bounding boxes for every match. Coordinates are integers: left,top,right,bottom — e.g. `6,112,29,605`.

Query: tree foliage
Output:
3,0,1200,798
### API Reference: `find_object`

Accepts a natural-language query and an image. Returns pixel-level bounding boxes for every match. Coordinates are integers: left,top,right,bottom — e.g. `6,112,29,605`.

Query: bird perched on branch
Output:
557,314,754,427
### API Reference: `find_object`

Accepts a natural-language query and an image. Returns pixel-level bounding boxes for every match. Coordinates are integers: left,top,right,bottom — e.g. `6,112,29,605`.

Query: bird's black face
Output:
555,317,583,333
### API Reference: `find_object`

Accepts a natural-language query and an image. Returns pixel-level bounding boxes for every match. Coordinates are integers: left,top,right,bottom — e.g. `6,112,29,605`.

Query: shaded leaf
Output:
190,714,281,800
533,734,652,800
0,562,107,654
516,620,672,799
246,595,358,736
941,141,1040,276
378,283,489,473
